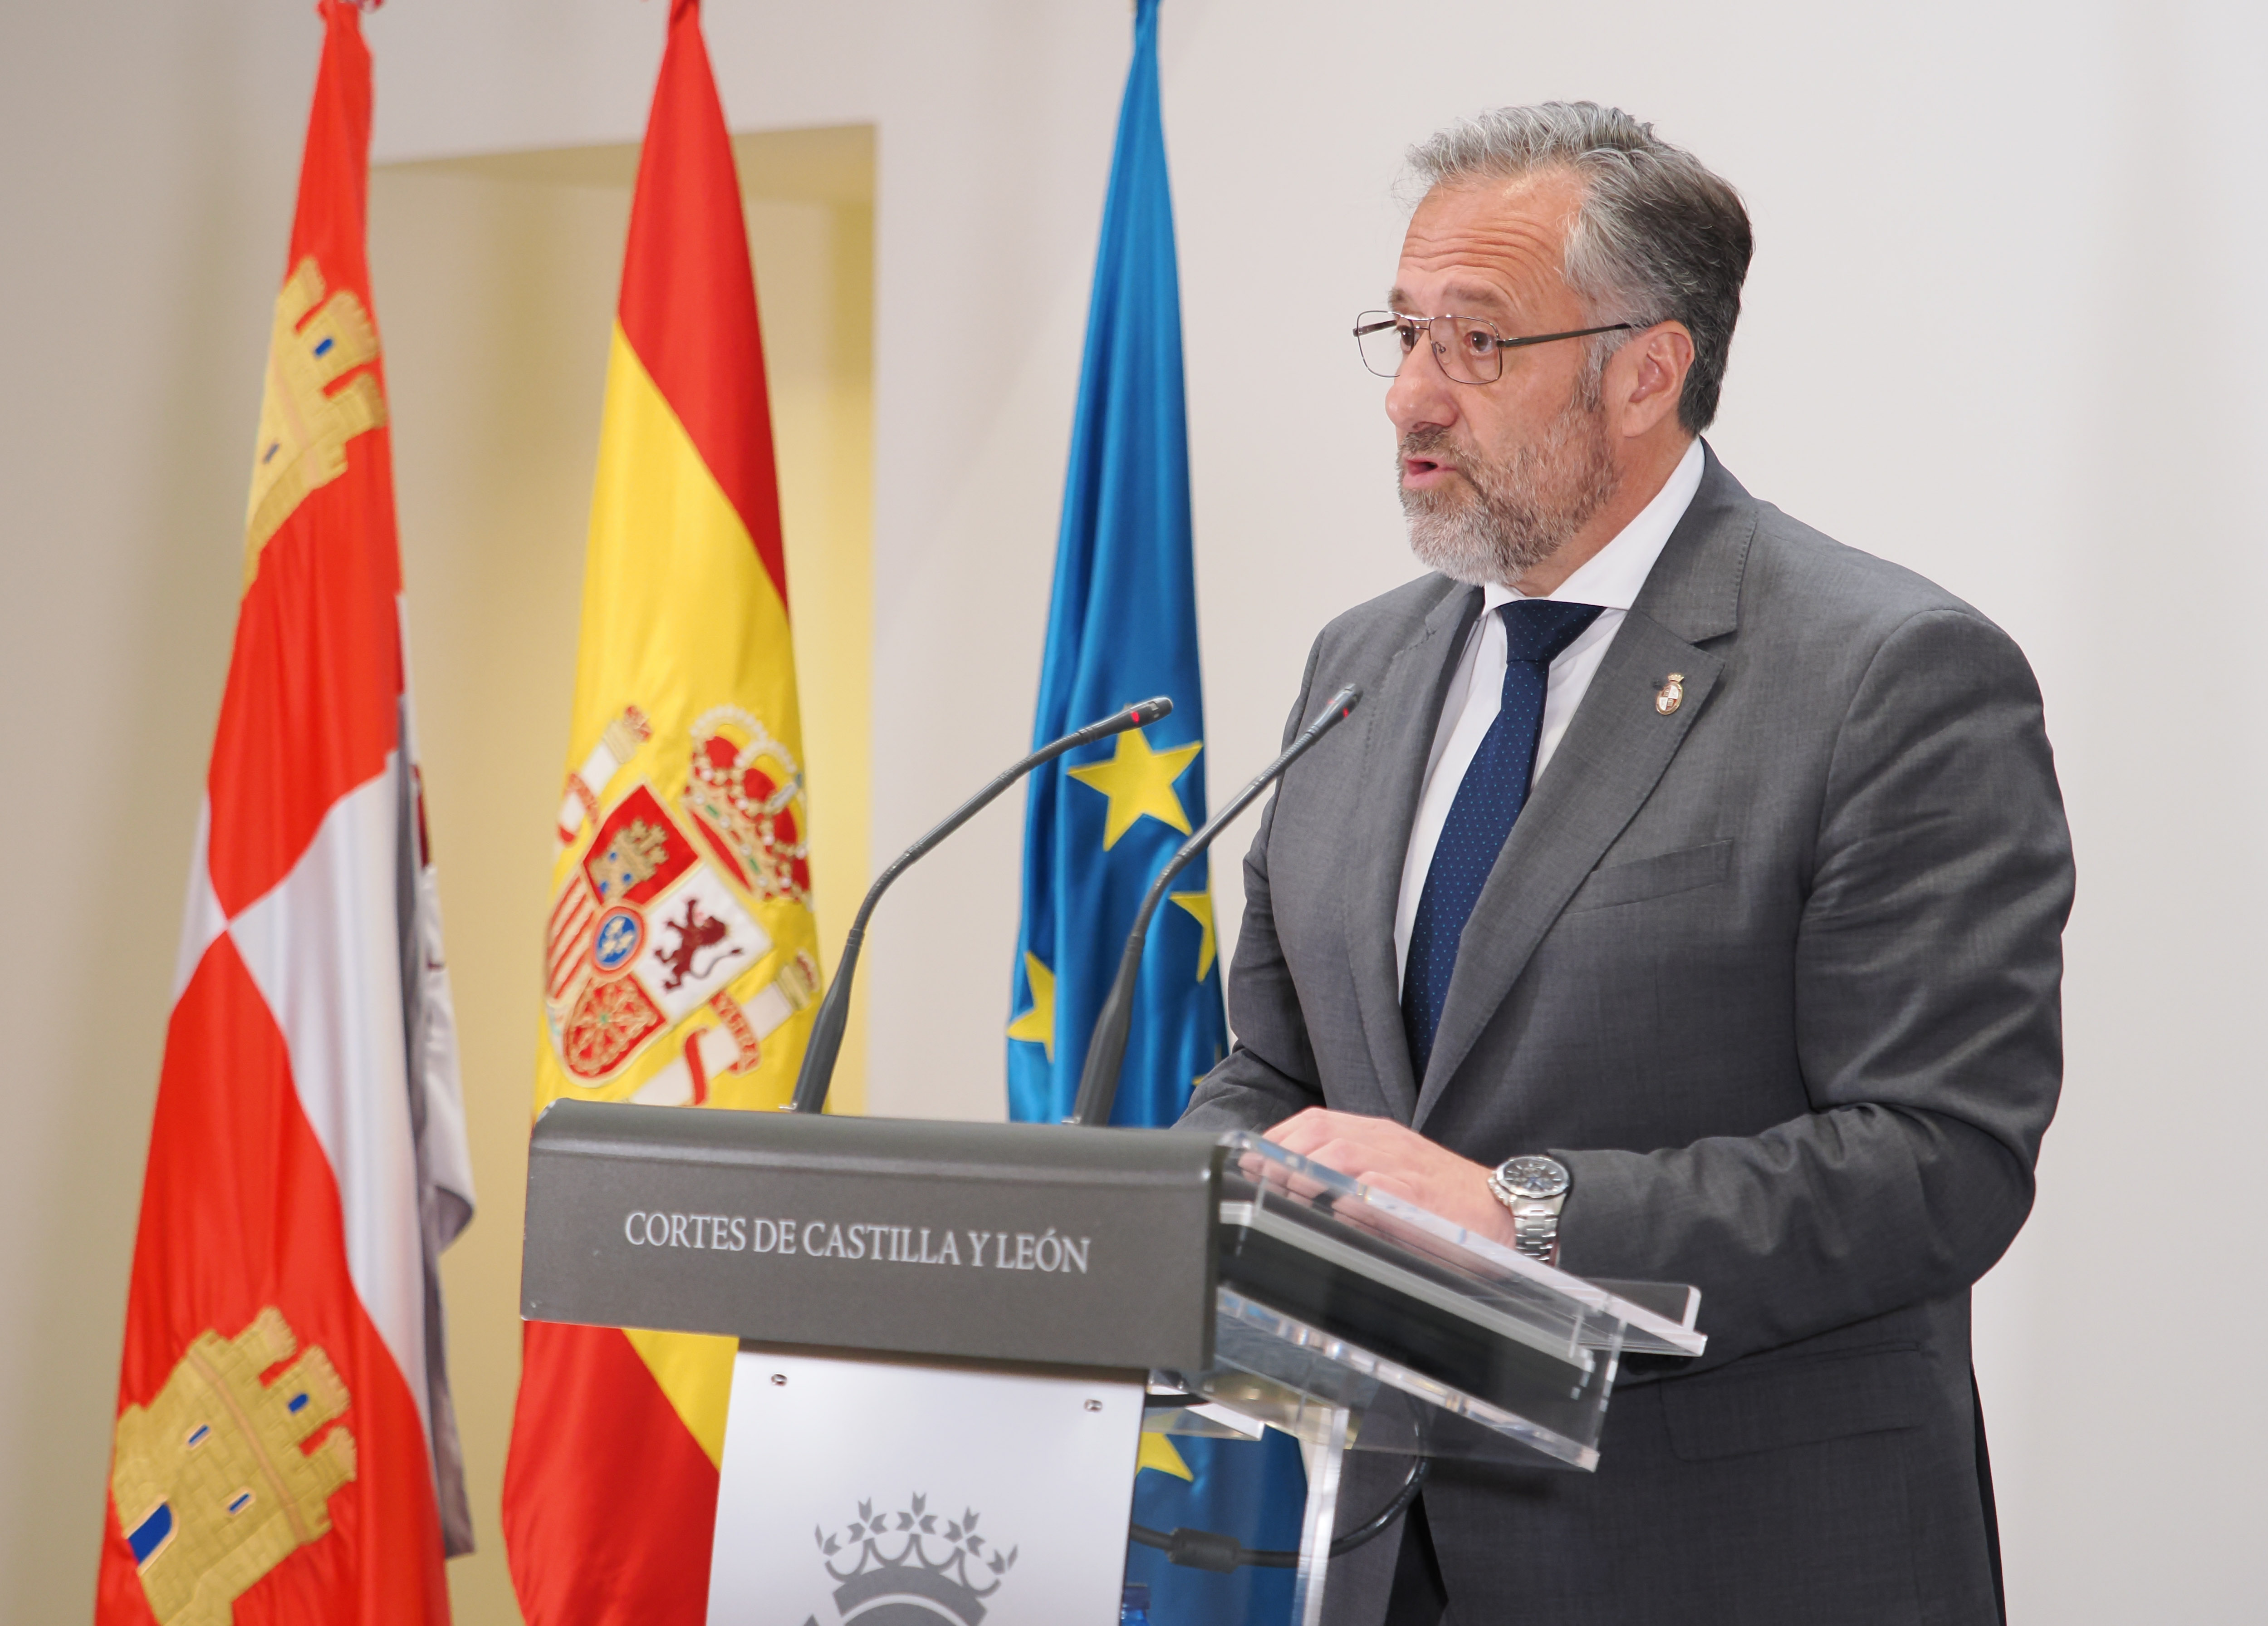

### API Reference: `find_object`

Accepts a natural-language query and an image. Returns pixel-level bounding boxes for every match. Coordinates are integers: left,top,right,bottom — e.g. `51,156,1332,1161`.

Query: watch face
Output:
1497,1155,1570,1200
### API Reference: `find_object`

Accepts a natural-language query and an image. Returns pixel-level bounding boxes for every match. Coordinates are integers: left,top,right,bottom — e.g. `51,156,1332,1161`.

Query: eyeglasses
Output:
1352,310,1637,384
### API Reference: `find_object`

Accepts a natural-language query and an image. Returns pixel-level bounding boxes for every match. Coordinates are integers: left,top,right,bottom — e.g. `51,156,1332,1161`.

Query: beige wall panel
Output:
372,139,873,1625
372,167,614,1626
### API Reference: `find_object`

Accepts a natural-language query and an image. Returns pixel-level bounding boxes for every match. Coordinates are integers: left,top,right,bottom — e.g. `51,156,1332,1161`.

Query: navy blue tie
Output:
1402,599,1604,1082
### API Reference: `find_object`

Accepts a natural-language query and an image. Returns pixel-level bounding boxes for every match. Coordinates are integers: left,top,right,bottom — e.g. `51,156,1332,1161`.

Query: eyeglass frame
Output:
1352,309,1641,384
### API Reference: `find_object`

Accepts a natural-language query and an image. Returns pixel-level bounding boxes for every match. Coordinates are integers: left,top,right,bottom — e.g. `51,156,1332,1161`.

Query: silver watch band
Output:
1501,1197,1562,1265
1485,1166,1566,1266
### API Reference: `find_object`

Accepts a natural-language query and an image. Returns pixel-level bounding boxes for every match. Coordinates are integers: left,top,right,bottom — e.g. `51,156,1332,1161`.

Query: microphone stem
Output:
789,700,1168,1115
1068,685,1359,1129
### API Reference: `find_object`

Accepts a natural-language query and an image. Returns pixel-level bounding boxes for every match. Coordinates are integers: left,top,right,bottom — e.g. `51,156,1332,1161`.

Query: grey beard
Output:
1400,393,1621,587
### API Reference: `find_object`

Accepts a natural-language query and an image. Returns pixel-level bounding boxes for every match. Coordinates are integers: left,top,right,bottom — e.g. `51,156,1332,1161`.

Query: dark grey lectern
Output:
521,1101,1704,1626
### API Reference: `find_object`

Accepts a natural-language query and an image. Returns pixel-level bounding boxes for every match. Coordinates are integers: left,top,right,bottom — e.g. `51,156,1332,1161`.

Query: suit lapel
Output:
1411,447,1759,1128
1341,585,1482,1123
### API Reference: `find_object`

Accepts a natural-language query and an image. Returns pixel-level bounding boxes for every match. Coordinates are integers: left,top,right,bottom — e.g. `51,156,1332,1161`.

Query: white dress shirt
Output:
1392,436,1705,989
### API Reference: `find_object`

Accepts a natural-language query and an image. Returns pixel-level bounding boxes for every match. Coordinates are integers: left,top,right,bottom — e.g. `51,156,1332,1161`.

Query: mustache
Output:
1398,425,1469,468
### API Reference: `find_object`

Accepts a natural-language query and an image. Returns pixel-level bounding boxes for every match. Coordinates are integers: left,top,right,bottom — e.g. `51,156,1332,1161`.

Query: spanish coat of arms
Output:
547,704,818,1096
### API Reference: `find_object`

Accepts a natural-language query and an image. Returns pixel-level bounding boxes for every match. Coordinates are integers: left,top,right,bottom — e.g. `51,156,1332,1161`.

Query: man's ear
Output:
1615,321,1695,438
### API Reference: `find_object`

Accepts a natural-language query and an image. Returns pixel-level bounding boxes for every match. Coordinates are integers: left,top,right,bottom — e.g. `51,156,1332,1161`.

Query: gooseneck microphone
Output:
1067,684,1361,1129
788,697,1174,1115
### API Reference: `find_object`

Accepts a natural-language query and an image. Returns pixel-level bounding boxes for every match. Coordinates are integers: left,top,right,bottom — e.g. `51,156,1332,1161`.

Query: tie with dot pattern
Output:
1401,598,1605,1084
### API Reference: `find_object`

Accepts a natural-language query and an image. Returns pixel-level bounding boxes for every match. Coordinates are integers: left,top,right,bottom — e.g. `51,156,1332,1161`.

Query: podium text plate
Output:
524,1101,1220,1370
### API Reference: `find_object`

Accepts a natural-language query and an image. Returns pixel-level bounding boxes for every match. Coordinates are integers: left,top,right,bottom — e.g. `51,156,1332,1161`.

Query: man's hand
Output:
1266,1108,1519,1250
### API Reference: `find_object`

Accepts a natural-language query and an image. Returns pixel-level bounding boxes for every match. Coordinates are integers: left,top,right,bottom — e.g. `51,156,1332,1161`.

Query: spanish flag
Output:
100,5,475,1624
501,2,822,1620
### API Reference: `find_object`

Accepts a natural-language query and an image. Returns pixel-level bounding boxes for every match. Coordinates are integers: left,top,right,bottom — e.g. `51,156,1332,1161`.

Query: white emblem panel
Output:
708,1348,1142,1626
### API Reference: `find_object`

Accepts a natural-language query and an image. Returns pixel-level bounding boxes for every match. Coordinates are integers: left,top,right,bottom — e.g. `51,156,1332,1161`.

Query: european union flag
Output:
1006,2,1307,1618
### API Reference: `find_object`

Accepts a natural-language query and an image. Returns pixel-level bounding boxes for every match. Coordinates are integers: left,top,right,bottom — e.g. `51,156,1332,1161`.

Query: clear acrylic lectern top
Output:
1146,1132,1705,1475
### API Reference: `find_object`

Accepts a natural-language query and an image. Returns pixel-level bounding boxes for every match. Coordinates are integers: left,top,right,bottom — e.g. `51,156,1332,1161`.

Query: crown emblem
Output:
806,1493,1017,1626
683,706,813,909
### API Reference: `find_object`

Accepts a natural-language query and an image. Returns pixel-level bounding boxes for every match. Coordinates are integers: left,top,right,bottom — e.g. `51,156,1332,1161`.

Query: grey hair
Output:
1403,102,1753,432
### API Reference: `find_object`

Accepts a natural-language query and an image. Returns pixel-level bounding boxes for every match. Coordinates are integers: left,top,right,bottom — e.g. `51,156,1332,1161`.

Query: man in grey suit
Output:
1180,103,2072,1625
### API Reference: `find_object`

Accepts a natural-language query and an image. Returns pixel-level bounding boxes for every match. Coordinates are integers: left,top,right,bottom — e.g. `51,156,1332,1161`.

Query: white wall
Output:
4,1,2263,1620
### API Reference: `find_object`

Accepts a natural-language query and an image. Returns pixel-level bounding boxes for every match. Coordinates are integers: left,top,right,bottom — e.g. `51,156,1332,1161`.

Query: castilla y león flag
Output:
501,2,823,1620
99,5,476,1626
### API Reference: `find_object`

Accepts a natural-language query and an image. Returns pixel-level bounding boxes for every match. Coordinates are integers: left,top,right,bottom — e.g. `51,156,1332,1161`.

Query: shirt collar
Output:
1484,435,1706,613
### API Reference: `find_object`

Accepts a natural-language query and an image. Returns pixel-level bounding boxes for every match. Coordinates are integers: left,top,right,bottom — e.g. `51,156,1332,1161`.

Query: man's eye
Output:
1462,328,1495,355
1396,324,1421,351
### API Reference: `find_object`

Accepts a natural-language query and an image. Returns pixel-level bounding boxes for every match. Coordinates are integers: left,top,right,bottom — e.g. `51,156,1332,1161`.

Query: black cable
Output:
1324,1455,1432,1557
1128,1455,1429,1572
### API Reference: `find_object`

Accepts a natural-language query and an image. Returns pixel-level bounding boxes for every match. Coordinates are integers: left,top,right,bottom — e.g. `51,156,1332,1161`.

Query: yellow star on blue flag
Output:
1168,889,1215,980
1005,953,1055,1060
1066,728,1201,849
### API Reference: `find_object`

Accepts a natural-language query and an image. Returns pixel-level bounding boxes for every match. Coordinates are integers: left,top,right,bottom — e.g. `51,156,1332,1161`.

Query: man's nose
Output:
1386,342,1458,435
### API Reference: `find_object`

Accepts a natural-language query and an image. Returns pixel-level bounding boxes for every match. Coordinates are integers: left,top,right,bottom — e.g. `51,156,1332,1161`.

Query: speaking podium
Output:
521,1100,1704,1625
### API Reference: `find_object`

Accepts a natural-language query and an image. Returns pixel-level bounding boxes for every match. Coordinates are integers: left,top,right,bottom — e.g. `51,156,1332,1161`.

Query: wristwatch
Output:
1487,1154,1571,1266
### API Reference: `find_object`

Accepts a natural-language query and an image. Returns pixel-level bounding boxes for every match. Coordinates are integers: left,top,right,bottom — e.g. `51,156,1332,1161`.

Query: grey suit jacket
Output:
1181,447,2072,1626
